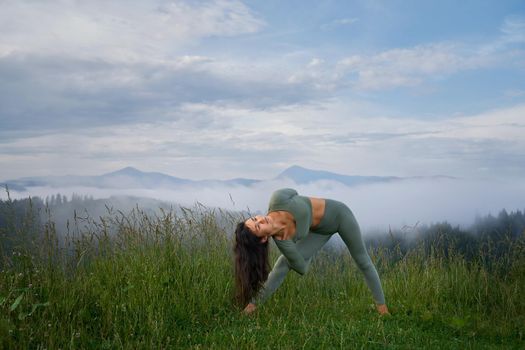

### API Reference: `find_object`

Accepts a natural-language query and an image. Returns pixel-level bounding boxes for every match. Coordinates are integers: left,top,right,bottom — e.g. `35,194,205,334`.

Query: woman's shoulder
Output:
271,188,298,199
268,188,298,211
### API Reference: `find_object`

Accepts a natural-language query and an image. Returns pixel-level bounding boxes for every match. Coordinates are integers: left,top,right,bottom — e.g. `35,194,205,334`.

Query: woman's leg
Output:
251,232,332,304
337,206,386,305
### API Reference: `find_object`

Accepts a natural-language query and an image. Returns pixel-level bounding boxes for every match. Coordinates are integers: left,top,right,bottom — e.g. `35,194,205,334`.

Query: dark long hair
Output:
233,221,270,306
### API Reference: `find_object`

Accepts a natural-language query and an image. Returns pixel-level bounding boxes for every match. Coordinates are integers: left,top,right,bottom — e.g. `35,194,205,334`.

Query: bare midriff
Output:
309,197,326,229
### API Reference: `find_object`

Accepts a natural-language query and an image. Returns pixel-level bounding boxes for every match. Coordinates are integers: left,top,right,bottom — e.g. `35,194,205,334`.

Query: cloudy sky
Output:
1,0,524,182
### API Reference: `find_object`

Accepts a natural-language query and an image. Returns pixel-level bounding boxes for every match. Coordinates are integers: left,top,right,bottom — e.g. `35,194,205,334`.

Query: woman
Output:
234,188,389,315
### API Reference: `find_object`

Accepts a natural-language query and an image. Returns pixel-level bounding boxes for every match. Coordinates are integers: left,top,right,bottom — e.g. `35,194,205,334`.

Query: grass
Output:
0,201,524,349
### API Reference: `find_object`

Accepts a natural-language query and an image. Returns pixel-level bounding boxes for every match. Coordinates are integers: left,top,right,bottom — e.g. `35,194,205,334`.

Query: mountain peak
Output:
283,165,306,171
279,165,309,175
277,165,335,182
277,165,398,186
104,167,144,176
278,165,337,176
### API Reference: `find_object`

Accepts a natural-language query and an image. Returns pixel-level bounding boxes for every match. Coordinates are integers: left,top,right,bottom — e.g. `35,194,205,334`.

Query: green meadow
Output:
1,197,524,349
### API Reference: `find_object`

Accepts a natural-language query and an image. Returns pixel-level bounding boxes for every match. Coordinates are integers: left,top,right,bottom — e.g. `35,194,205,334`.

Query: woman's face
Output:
244,215,273,242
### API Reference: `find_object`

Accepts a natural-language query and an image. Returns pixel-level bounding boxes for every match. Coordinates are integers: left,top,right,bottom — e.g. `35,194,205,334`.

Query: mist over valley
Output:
2,165,523,234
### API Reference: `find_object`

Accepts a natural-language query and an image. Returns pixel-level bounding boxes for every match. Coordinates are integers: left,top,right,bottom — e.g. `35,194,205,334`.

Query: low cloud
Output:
3,177,525,233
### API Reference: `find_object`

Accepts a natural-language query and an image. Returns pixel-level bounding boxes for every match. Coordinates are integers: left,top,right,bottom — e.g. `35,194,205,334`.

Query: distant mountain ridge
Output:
277,165,400,186
1,165,455,191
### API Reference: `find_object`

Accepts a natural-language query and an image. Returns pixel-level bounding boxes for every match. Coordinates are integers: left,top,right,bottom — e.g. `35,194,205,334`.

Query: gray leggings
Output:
252,200,385,305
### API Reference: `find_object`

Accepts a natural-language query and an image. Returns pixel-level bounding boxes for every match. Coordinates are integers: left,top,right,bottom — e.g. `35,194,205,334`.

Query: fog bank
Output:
3,177,524,232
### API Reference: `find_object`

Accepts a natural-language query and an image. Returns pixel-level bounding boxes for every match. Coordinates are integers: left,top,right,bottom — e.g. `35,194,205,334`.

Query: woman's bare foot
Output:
376,304,390,316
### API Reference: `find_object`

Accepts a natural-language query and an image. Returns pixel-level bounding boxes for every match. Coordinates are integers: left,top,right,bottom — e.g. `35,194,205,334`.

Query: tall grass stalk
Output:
0,199,523,349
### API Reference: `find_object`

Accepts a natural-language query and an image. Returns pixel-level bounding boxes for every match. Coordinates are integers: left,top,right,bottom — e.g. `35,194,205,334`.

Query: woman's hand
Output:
243,303,257,315
376,304,390,316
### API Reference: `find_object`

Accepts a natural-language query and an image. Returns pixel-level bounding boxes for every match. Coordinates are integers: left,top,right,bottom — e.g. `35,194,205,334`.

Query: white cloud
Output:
307,58,324,68
335,15,525,91
1,101,524,181
0,5,523,187
0,50,333,135
500,15,525,44
504,89,525,98
337,42,487,90
0,0,264,62
320,17,359,30
277,30,521,94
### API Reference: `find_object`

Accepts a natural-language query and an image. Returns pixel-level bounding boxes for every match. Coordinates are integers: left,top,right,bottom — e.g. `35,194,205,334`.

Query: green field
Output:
1,202,524,349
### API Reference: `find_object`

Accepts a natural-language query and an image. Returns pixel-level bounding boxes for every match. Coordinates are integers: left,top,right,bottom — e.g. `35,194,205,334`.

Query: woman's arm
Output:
249,254,296,305
249,233,331,306
247,239,310,307
273,239,310,275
